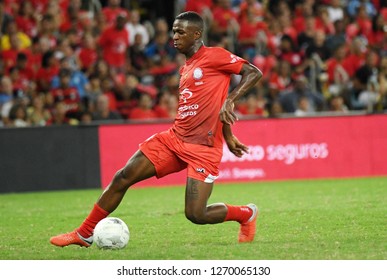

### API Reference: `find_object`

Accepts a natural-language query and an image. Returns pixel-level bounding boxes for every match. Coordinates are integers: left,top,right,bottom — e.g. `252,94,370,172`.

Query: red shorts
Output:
139,128,223,183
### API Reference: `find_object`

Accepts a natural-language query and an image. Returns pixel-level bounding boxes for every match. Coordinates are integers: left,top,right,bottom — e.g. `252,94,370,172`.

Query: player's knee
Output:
113,169,131,189
185,209,207,224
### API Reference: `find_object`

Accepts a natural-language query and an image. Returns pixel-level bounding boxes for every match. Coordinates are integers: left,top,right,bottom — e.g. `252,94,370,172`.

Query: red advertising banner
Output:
99,115,387,188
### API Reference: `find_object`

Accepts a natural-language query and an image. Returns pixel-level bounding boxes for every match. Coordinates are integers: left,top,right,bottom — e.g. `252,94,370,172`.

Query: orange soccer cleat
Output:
50,230,93,247
238,203,258,243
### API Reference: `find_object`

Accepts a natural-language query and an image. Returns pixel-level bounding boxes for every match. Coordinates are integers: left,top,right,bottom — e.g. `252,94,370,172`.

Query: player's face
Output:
172,19,198,54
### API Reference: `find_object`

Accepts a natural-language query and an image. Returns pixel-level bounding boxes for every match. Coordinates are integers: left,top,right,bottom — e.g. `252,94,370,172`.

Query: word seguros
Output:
222,143,329,165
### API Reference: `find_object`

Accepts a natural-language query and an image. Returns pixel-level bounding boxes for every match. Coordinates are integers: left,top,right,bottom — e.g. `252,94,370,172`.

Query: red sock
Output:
77,203,109,238
224,204,253,224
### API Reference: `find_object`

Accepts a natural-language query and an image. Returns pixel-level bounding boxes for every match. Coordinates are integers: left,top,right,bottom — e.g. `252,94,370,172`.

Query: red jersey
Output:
50,87,80,114
102,7,129,27
15,16,37,38
35,66,59,91
173,46,247,148
326,58,348,83
212,7,238,30
129,108,158,120
1,49,18,69
185,0,212,13
99,26,130,67
342,53,365,77
77,47,98,69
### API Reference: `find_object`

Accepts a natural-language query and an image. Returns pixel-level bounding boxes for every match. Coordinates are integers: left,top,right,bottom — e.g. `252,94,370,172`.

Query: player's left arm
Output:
222,123,249,158
219,63,262,125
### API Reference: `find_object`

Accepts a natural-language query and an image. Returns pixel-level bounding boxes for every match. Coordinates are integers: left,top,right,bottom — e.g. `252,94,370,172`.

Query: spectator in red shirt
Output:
35,50,59,92
59,5,84,42
355,4,373,39
268,60,293,104
100,77,118,112
2,0,19,18
102,0,129,27
210,0,239,38
29,0,49,15
368,12,386,49
237,6,267,60
8,66,25,94
153,89,175,119
264,17,284,55
239,0,265,23
77,32,98,73
129,93,158,120
184,0,213,28
325,43,350,88
14,52,35,84
8,66,30,94
314,5,335,35
98,14,130,73
28,37,44,76
236,91,267,117
276,34,304,73
115,74,143,118
185,0,212,14
292,0,314,32
342,37,367,78
49,68,81,119
15,1,38,38
1,33,30,71
278,11,298,44
37,14,58,49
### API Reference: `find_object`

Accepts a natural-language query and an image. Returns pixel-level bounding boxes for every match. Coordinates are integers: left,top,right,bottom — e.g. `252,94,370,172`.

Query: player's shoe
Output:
50,230,93,247
238,203,258,243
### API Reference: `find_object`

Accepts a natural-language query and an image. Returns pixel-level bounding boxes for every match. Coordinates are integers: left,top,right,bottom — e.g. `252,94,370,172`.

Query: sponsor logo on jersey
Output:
230,54,242,63
179,88,193,103
196,168,205,173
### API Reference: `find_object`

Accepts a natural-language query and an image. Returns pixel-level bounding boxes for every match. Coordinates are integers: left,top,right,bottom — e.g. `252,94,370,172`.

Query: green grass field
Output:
0,177,386,260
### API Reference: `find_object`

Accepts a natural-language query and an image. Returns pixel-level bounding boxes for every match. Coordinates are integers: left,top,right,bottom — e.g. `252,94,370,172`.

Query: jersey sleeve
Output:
209,47,248,75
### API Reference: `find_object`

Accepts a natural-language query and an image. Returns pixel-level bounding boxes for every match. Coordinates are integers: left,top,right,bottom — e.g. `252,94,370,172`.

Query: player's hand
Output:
225,135,249,158
220,99,238,125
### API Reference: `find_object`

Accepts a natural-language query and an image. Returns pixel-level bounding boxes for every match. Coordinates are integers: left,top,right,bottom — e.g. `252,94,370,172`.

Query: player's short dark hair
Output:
175,11,204,32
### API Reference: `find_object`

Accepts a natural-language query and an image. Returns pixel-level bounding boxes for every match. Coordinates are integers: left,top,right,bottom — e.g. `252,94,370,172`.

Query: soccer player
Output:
50,11,262,247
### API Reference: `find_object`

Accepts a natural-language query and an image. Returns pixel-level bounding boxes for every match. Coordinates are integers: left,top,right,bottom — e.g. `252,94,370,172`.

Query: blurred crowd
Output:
0,0,386,128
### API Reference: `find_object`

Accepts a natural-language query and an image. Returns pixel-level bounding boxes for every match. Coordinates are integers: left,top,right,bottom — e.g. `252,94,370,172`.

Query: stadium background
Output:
0,0,386,193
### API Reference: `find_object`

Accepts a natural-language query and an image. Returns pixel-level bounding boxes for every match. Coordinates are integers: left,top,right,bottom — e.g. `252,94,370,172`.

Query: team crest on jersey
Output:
193,68,203,80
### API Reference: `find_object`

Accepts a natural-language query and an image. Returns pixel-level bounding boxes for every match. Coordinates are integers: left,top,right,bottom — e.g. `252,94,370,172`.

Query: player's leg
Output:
184,177,227,224
50,150,156,247
184,176,258,242
181,140,259,242
97,150,156,213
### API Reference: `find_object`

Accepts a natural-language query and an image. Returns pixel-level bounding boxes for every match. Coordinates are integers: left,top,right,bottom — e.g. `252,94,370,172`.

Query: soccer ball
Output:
93,217,130,249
